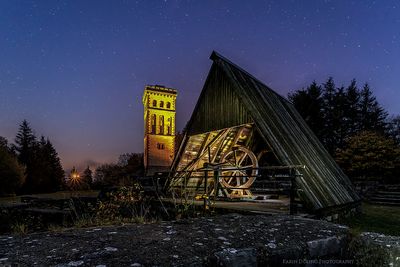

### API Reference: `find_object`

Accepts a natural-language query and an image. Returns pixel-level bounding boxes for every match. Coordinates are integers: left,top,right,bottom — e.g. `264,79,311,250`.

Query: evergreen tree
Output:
290,78,390,156
344,79,361,136
289,78,398,183
0,143,25,195
30,137,47,192
82,166,93,189
387,115,400,144
321,77,338,154
42,137,65,192
13,121,65,193
288,81,324,139
359,83,387,133
0,136,8,150
333,86,347,149
14,120,36,165
14,120,38,193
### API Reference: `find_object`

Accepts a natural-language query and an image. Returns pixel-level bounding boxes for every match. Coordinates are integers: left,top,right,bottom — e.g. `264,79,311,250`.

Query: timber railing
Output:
165,165,306,215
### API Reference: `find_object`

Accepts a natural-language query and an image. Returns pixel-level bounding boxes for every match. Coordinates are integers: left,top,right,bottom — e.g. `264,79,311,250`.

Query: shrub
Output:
0,146,25,195
347,234,389,267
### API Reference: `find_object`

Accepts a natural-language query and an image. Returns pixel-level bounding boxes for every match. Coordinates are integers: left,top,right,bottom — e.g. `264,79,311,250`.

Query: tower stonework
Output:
143,85,177,175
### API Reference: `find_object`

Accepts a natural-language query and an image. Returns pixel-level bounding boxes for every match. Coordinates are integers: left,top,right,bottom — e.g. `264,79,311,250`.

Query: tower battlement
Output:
144,85,177,94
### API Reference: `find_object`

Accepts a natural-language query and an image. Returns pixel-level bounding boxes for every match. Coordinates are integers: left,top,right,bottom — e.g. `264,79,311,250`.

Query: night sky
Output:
1,0,399,170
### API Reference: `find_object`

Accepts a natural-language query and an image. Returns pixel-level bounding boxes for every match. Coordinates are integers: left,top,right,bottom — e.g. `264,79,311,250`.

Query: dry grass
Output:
0,190,99,204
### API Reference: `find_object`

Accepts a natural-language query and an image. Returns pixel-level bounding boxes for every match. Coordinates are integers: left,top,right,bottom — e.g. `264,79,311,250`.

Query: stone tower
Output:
143,85,177,175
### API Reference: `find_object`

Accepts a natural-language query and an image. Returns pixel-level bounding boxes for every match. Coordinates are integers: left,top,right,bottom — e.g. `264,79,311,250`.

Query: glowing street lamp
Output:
71,173,80,182
69,167,81,186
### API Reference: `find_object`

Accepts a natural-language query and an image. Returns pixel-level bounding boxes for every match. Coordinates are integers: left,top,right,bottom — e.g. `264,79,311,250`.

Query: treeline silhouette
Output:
0,120,145,195
289,77,400,182
67,153,144,191
0,120,64,196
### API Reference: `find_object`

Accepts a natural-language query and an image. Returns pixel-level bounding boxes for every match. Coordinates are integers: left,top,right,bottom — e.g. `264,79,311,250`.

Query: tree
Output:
93,164,122,187
0,140,25,195
0,136,8,150
24,136,65,193
13,120,36,165
82,166,93,189
387,115,400,144
335,131,400,182
321,77,339,154
344,79,361,136
93,153,144,188
359,83,387,133
118,153,144,176
332,86,347,149
41,137,65,192
13,120,38,193
13,120,65,194
288,81,324,139
289,78,391,156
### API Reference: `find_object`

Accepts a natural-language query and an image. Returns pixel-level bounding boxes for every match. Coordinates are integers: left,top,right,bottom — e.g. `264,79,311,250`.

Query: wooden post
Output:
214,169,219,200
203,163,208,212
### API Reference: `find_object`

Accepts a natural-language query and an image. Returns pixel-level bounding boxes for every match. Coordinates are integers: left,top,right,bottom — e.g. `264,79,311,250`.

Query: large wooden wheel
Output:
219,146,258,189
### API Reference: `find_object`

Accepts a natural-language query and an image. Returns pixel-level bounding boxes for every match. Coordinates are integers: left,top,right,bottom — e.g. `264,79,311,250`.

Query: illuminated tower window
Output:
167,102,171,109
167,117,172,135
160,101,164,108
151,114,156,134
159,115,164,134
152,100,157,107
157,143,165,150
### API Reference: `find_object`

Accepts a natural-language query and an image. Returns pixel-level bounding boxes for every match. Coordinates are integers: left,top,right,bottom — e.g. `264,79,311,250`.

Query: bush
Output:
0,146,25,196
347,234,389,267
96,185,145,221
70,184,159,227
336,131,400,182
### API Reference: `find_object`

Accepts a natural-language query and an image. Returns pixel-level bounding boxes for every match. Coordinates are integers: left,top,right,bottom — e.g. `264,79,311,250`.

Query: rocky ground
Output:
0,214,356,266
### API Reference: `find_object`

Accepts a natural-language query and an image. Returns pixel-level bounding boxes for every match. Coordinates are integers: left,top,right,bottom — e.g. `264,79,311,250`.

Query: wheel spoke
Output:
226,170,238,184
237,151,243,163
233,150,237,166
236,151,243,165
241,165,254,169
237,170,247,177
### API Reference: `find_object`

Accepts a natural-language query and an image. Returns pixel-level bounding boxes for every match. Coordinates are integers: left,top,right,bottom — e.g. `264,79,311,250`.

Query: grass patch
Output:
0,190,100,204
341,202,400,236
0,195,21,204
11,222,28,235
